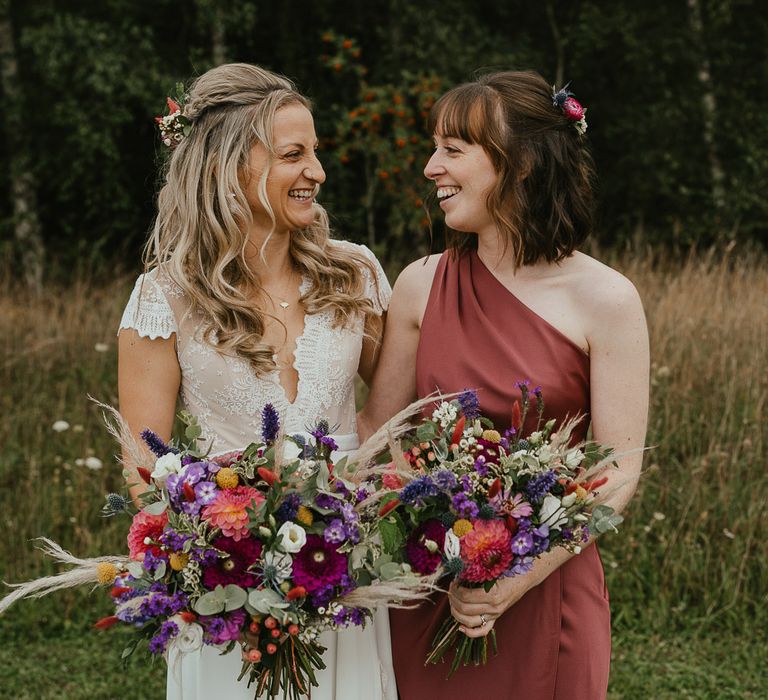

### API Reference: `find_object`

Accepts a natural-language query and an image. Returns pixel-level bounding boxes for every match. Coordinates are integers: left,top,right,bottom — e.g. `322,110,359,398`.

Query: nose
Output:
423,151,445,181
303,154,326,185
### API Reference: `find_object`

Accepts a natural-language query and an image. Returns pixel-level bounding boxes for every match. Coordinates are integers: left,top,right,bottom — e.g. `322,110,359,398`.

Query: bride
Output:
118,63,395,699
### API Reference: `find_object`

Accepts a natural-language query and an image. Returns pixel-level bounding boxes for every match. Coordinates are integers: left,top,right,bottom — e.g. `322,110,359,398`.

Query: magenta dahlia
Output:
291,534,348,593
405,519,446,575
201,535,262,588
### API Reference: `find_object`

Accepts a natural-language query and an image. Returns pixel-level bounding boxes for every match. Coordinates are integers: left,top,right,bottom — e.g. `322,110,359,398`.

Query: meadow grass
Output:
0,247,765,697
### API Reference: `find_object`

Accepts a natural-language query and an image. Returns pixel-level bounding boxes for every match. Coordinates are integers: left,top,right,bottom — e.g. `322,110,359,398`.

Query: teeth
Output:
289,189,315,201
437,186,461,200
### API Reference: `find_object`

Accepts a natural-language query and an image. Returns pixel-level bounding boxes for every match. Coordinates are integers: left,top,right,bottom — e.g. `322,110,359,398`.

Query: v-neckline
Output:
271,275,311,407
470,249,589,358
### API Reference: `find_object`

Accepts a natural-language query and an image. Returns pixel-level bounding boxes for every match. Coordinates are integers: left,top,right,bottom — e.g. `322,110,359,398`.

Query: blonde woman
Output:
118,63,395,700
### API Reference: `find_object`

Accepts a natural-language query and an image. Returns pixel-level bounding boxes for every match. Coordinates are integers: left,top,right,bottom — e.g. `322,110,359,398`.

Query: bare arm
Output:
450,273,650,636
357,256,438,440
118,329,181,504
357,310,385,387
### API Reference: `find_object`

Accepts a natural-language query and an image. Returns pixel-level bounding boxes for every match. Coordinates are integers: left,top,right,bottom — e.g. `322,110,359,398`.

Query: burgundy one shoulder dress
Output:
389,249,611,699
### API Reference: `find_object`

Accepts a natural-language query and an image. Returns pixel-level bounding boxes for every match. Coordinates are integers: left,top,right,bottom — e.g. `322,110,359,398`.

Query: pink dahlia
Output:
405,519,446,575
562,96,584,121
202,486,265,541
382,462,404,489
460,519,513,583
291,534,348,593
127,510,169,560
202,535,262,589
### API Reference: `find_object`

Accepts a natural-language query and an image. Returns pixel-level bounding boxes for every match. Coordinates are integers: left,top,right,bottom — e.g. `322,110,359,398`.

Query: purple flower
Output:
159,529,191,551
315,492,339,510
473,455,489,477
201,609,247,645
321,435,338,452
511,531,534,555
525,470,557,504
276,493,302,522
148,620,179,654
508,556,534,577
324,518,346,544
261,403,280,444
140,429,176,458
458,390,480,420
194,481,218,505
433,470,457,492
333,606,366,627
400,476,438,506
405,519,446,575
292,535,348,593
451,492,479,519
142,550,168,575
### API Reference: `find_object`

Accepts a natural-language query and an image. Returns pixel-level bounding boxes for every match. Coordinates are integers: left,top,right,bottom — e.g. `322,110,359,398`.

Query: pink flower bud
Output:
562,97,584,121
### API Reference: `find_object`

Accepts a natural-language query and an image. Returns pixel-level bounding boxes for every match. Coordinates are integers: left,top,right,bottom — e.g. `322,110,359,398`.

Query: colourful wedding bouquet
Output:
0,404,432,700
372,384,623,677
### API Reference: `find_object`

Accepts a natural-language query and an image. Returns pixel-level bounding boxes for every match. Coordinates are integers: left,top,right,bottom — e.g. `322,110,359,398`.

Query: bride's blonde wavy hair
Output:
144,63,380,375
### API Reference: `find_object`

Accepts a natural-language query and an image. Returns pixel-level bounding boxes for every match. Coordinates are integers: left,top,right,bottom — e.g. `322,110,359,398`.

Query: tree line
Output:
1,0,766,292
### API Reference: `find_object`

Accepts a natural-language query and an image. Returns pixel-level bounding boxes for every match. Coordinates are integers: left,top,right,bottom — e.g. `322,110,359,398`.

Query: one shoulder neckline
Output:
468,249,589,359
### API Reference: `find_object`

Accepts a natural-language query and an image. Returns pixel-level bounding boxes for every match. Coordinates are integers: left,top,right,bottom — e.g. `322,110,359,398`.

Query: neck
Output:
475,229,547,280
244,224,294,284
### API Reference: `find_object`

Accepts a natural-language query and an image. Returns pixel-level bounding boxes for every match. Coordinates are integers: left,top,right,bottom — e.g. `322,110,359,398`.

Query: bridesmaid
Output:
360,71,649,699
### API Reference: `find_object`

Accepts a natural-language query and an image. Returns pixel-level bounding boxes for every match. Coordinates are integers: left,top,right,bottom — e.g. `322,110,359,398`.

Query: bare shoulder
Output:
390,253,444,325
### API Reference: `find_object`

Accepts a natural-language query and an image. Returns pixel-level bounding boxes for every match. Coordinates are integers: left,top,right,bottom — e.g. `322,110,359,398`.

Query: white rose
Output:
169,618,203,654
277,521,307,553
444,530,460,559
536,445,553,464
539,494,568,530
151,452,182,482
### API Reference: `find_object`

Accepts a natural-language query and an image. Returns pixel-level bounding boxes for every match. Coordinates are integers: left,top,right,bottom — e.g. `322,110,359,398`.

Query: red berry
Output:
264,616,277,629
247,649,262,663
270,628,281,639
249,622,260,634
288,625,300,636
266,643,278,655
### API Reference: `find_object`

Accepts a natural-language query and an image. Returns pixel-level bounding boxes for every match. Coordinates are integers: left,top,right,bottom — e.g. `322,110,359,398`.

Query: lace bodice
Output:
118,241,391,454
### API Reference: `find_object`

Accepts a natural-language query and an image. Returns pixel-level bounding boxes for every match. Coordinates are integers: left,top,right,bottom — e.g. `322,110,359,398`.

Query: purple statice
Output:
332,480,351,498
158,529,191,551
140,428,177,457
511,530,534,556
192,546,218,567
324,518,347,544
458,389,481,420
142,550,168,576
276,493,302,522
320,435,338,452
355,487,370,504
315,492,340,511
261,403,280,444
451,492,479,519
338,502,361,544
400,476,438,506
561,527,574,542
525,470,557,504
581,527,591,543
473,455,489,477
139,590,189,619
148,620,179,655
433,469,457,492
333,606,366,627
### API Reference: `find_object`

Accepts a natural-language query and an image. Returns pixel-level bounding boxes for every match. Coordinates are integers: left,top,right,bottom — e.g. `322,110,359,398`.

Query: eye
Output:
284,151,302,160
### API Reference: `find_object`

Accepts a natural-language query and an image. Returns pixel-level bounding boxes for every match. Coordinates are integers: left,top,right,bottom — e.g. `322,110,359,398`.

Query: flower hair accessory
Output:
155,87,191,149
552,83,587,135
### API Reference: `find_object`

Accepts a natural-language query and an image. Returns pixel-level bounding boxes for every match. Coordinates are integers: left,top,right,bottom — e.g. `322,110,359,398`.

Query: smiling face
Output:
243,103,325,236
424,133,498,237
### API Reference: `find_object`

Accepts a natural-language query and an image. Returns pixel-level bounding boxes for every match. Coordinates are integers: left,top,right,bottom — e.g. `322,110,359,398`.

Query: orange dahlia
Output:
460,519,513,583
202,486,264,541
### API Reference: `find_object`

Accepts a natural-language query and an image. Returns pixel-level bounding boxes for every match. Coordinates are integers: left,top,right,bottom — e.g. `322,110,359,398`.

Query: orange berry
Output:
288,624,300,636
249,622,260,633
266,643,278,655
342,39,353,49
270,628,281,639
264,616,277,629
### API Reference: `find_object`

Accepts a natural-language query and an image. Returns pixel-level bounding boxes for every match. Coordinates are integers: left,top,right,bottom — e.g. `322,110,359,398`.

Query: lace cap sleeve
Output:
334,241,392,314
118,272,178,340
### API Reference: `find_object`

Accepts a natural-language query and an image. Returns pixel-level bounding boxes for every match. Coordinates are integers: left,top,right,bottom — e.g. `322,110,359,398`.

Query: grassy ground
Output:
1,247,765,698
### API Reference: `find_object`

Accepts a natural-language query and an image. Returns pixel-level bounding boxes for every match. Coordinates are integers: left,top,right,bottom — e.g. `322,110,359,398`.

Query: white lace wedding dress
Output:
119,240,396,700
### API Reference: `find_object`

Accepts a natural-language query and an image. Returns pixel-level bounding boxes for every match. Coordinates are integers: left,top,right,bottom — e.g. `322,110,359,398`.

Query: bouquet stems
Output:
425,616,498,678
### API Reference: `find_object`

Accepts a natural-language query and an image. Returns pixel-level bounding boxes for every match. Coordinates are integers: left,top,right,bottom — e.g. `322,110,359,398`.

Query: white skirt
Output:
166,436,398,699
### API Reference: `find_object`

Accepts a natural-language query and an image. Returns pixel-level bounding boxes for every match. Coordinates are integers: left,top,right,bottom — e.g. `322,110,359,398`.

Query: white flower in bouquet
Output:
536,445,553,465
444,529,460,558
564,449,585,469
539,494,568,530
170,616,204,653
432,401,458,429
151,452,182,482
263,550,293,583
277,521,307,553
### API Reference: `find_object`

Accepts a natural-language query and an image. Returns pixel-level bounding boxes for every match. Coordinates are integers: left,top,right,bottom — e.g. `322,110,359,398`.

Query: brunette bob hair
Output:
429,70,596,266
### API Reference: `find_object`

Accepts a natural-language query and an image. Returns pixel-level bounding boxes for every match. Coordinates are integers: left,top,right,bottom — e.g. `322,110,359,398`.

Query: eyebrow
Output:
276,141,319,150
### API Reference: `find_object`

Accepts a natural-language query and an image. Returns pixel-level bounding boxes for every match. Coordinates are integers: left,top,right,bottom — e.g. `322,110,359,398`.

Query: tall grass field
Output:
0,248,765,699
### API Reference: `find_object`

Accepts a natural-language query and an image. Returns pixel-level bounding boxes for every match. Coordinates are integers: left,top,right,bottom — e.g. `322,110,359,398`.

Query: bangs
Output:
428,83,499,144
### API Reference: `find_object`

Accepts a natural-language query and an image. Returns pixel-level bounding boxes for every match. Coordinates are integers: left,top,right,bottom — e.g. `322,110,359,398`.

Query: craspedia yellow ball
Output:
169,552,189,571
575,485,588,500
482,429,501,443
96,562,118,585
216,467,239,489
295,506,314,526
452,519,473,537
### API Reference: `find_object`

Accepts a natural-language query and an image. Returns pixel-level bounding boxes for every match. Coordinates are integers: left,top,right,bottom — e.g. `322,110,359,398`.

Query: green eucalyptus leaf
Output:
142,500,167,516
194,587,226,615
223,584,248,611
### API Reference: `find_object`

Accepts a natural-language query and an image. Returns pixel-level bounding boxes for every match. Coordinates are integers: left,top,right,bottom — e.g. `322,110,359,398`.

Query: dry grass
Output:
0,247,766,636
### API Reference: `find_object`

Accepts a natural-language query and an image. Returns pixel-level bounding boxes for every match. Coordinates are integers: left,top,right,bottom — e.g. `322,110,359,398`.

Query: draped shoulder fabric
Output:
390,249,611,700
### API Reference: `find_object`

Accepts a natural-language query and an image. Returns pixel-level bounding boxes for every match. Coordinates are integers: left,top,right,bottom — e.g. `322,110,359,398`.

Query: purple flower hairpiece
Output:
552,82,588,135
